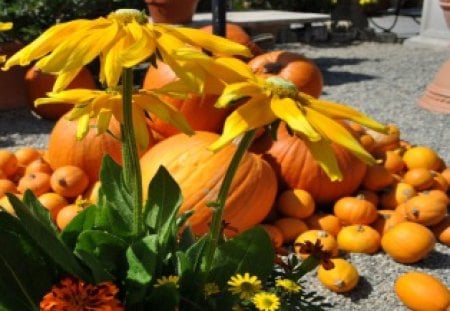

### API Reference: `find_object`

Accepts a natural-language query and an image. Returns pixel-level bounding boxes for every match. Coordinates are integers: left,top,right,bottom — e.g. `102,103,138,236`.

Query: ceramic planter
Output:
0,42,28,111
145,0,200,24
418,59,450,114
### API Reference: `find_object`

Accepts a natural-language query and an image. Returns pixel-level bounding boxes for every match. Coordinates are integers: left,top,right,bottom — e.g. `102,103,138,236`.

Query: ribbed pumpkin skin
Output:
140,131,277,235
255,126,367,204
47,114,122,184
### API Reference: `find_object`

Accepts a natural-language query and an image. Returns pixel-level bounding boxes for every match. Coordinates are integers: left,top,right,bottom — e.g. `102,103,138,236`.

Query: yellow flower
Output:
209,72,388,181
204,282,220,297
252,292,280,311
275,279,301,293
154,275,180,288
3,9,251,92
35,88,193,149
228,273,262,300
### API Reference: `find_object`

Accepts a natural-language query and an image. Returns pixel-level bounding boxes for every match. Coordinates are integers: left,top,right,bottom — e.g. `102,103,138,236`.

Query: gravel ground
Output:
1,41,449,310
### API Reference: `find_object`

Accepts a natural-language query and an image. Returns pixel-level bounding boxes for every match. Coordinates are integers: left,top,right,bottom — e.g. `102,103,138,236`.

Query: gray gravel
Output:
0,41,449,310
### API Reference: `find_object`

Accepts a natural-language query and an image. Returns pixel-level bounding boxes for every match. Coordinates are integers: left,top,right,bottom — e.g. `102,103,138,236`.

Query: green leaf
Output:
185,235,209,274
22,190,57,234
0,212,56,311
60,205,97,250
96,156,133,237
209,226,275,286
144,165,182,233
6,194,91,282
147,284,179,311
74,230,128,283
125,235,158,305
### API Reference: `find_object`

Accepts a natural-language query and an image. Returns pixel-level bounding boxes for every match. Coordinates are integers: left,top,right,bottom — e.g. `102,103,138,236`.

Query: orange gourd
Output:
317,258,359,293
379,182,416,210
0,179,18,198
403,146,441,171
403,168,434,191
337,225,381,254
381,222,435,263
361,163,395,191
276,189,315,219
248,50,323,98
140,131,277,236
403,194,447,226
294,229,339,258
38,192,69,221
395,271,450,311
47,114,123,183
305,213,342,237
56,204,84,230
260,224,284,248
17,172,51,196
273,217,309,243
333,195,378,225
372,210,406,236
354,189,379,207
25,157,53,175
143,60,230,138
440,167,450,185
24,66,96,120
383,150,405,174
430,172,449,192
50,166,90,199
255,124,367,204
431,215,450,246
0,150,18,177
14,147,41,166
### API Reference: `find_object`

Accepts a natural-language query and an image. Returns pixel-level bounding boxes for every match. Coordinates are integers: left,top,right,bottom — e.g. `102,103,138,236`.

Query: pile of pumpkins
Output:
2,23,449,311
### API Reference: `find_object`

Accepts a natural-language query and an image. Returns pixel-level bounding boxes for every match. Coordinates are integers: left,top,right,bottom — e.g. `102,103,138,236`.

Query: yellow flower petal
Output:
97,109,113,135
306,95,388,132
270,97,321,141
135,92,194,135
215,57,256,81
76,113,91,140
53,68,83,92
0,22,13,31
209,96,275,151
305,139,343,181
305,107,376,165
120,23,155,68
133,108,150,150
103,37,126,87
166,25,252,58
215,82,261,108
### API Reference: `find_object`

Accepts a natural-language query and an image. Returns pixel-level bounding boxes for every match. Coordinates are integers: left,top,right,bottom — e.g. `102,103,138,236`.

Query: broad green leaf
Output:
60,205,97,250
6,194,91,282
0,212,56,310
74,230,128,283
96,156,133,237
125,235,158,305
209,226,274,286
185,235,209,274
22,190,57,234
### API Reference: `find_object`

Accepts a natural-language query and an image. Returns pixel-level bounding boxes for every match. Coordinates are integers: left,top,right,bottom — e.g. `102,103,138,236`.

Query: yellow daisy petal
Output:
306,95,388,132
120,23,155,68
97,109,113,135
53,68,83,92
215,57,256,81
103,37,126,87
133,108,150,150
76,113,91,140
209,96,275,151
270,97,321,141
305,139,343,181
0,22,13,31
135,93,193,135
216,82,261,108
305,107,376,165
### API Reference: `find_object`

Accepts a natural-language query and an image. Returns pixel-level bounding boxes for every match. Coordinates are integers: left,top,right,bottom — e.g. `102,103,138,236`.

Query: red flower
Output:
40,277,124,311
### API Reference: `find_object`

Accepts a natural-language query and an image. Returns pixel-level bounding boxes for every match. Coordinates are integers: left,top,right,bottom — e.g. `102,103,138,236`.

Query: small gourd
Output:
294,229,339,258
337,225,381,254
333,194,378,225
317,258,359,293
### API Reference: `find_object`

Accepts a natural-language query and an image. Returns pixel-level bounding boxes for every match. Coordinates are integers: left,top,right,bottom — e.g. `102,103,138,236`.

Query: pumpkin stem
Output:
263,62,282,74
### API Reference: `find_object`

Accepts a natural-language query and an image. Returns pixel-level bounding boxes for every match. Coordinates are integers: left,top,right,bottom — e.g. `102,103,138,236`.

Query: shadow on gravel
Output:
344,276,373,302
414,250,450,271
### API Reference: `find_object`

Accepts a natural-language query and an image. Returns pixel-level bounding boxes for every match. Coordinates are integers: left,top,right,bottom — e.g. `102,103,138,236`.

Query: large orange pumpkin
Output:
248,50,323,98
253,124,367,204
140,131,277,236
47,114,123,183
142,60,231,138
24,66,96,120
199,23,263,59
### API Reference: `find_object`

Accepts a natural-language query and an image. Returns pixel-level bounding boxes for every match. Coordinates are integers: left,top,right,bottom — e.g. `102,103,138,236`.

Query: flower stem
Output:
121,68,143,237
204,130,256,271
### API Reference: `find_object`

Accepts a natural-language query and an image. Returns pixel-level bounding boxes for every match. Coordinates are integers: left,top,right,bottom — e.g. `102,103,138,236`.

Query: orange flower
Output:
40,277,124,311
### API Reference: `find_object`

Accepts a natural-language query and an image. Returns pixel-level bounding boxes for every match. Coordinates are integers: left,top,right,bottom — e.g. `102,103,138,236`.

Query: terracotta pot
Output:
439,0,450,26
418,59,450,114
145,0,199,24
0,42,28,111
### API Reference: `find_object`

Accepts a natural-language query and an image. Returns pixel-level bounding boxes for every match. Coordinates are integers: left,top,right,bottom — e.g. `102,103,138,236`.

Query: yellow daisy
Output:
252,292,280,311
154,275,180,288
3,9,251,92
204,282,221,297
208,71,388,181
227,273,262,300
275,279,301,293
35,88,193,149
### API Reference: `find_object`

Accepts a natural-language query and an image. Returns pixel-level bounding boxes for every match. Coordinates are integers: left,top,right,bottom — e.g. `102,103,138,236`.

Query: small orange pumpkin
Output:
305,213,342,237
56,203,84,230
395,271,450,311
38,192,69,221
248,50,323,98
372,210,406,236
14,147,41,167
431,215,450,246
294,229,339,258
140,132,278,236
337,225,381,254
403,194,447,226
276,189,315,219
17,172,51,196
50,165,90,199
361,163,395,191
379,182,416,210
273,217,309,243
317,258,359,293
403,168,435,191
260,224,284,248
333,195,378,225
0,179,18,198
381,222,435,263
25,157,53,175
383,150,405,174
0,150,18,177
403,146,441,171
